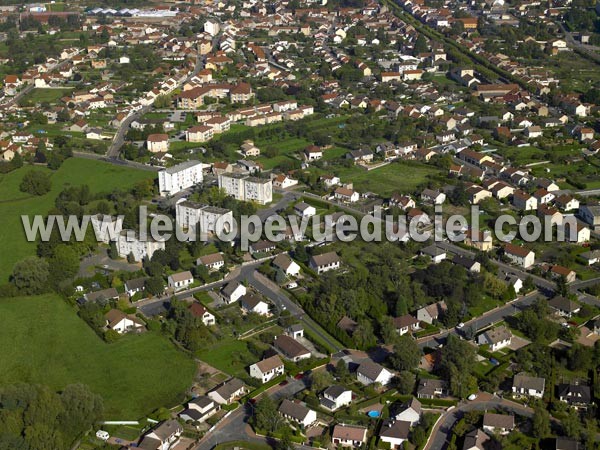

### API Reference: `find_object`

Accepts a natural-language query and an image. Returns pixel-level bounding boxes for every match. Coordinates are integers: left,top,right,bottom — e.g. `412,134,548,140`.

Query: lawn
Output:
0,158,154,282
0,295,196,418
196,339,257,378
19,87,74,106
336,161,442,196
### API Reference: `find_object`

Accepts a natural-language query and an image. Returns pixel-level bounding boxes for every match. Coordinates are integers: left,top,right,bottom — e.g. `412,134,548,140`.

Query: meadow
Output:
0,295,196,418
0,157,154,282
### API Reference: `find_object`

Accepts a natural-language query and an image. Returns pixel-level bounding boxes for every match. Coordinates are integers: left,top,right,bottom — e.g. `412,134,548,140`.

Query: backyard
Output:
0,295,196,418
0,157,155,282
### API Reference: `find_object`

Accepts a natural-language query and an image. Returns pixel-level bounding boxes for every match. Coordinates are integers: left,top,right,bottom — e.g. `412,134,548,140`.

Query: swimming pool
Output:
367,410,380,418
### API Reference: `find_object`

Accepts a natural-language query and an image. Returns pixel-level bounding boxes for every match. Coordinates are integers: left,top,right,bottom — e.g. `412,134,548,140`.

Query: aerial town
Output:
2,0,600,449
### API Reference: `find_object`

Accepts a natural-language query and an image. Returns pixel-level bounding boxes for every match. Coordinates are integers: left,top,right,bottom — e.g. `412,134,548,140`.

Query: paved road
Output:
194,378,307,450
417,291,539,349
424,395,533,450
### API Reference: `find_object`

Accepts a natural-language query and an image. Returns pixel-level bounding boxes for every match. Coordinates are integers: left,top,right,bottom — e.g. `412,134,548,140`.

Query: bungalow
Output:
272,174,298,189
556,195,579,212
138,420,182,450
466,185,492,205
394,397,422,426
321,175,341,188
188,302,216,326
420,245,447,264
378,420,410,449
452,255,481,273
285,324,304,339
389,193,415,210
84,287,119,304
550,265,576,283
309,252,341,274
347,149,374,163
580,249,600,265
274,334,311,362
197,253,225,271
221,281,247,304
332,425,368,447
249,355,285,383
533,188,555,205
208,378,247,405
393,314,420,336
168,271,194,291
464,229,493,252
240,140,260,157
273,253,300,277
320,385,353,411
334,187,360,203
356,361,393,386
548,296,580,318
278,399,317,427
512,373,545,398
179,396,218,424
240,294,270,316
525,126,543,139
105,309,144,334
482,413,515,435
417,301,447,325
503,243,535,269
477,326,512,351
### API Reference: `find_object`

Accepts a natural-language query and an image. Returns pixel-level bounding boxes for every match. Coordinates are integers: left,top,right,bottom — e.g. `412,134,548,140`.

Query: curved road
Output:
424,394,533,450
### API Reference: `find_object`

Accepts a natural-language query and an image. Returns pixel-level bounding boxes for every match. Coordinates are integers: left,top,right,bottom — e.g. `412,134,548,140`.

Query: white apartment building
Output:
117,230,165,262
218,173,272,204
158,160,204,197
175,200,233,235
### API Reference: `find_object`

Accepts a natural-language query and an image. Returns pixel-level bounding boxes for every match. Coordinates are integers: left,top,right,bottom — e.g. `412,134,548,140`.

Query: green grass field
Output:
196,339,256,378
336,161,442,196
0,295,196,418
0,158,154,282
19,87,74,106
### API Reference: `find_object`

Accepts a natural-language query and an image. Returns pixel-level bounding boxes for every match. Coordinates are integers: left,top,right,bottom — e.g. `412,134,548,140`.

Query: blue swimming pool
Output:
367,410,380,418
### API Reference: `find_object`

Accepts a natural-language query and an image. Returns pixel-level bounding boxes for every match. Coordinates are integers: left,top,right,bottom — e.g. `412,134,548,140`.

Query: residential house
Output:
482,413,514,435
463,429,490,450
393,314,420,336
188,302,215,326
550,265,576,283
452,255,481,273
285,324,304,339
579,205,600,231
580,250,600,265
548,296,580,318
125,277,146,298
240,294,270,316
556,195,580,212
335,187,360,203
477,326,512,352
138,420,183,450
417,379,448,399
378,420,410,449
417,301,447,325
556,437,580,450
294,202,316,218
186,125,213,143
464,229,493,252
304,145,323,161
179,396,218,424
249,240,276,254
512,190,537,211
208,378,247,405
197,253,225,271
320,385,352,411
503,243,535,269
309,252,341,274
105,309,144,334
147,133,169,153
249,355,285,383
558,383,592,409
273,254,300,277
394,397,422,426
533,188,555,205
421,188,446,205
274,334,311,362
84,287,119,304
272,174,298,189
512,374,545,398
420,245,447,264
356,361,393,386
168,271,194,291
278,400,317,427
221,281,247,304
332,425,368,447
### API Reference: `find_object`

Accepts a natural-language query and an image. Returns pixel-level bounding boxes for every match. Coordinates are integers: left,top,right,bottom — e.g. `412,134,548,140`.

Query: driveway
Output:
78,248,141,278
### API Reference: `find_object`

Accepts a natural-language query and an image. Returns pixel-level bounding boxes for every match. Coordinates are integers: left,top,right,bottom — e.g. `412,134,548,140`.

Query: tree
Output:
532,405,550,438
413,35,428,55
394,370,416,395
19,170,51,195
252,396,282,433
11,256,49,294
309,370,334,392
389,335,421,371
48,245,79,285
145,276,164,296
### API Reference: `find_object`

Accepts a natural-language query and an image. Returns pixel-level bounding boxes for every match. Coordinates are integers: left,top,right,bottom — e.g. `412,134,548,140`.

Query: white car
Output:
96,430,110,441
467,394,478,401
456,322,465,329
